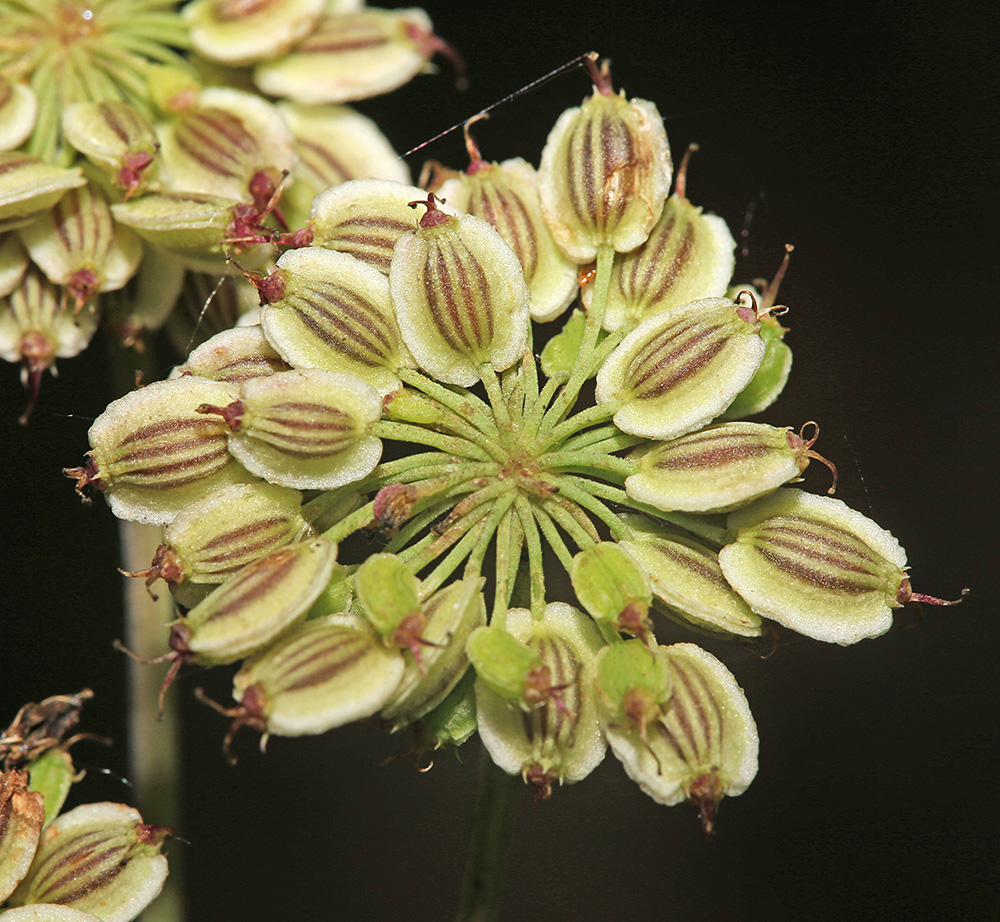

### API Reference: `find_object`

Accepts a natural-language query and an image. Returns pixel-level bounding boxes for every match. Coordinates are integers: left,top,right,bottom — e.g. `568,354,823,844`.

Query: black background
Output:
2,1,997,920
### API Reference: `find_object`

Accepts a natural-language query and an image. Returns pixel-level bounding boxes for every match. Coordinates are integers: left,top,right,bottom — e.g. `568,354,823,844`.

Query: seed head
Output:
538,58,672,263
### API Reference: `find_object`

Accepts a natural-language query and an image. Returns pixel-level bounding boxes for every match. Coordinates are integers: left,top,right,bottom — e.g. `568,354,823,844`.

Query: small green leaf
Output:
26,751,75,829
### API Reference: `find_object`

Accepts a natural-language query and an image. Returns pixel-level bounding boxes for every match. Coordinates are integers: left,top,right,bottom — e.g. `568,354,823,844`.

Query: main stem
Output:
455,748,519,922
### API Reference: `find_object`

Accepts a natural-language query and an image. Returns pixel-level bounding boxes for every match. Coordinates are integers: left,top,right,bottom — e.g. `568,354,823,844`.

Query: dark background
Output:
2,1,996,920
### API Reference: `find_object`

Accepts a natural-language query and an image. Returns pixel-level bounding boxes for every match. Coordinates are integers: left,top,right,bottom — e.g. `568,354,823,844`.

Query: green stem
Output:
521,328,540,406
322,499,377,543
565,477,733,547
121,522,185,922
373,419,492,460
514,494,546,619
545,474,628,541
384,500,455,555
398,367,498,437
454,749,518,922
366,451,451,482
531,505,576,572
562,425,644,454
420,512,491,596
480,365,514,447
545,449,636,479
523,374,562,441
501,361,526,431
464,494,517,582
405,482,509,574
491,509,515,625
539,243,615,429
430,405,509,462
531,402,617,455
541,496,600,548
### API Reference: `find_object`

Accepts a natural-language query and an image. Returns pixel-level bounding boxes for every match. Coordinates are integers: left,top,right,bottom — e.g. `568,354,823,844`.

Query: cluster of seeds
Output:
0,0,459,421
0,692,169,922
60,53,964,833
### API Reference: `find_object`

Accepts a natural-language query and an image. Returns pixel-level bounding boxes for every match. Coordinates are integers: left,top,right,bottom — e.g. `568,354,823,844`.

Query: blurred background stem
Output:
121,520,185,922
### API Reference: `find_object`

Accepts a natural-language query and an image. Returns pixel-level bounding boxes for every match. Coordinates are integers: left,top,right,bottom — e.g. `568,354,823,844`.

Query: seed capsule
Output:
474,604,606,798
437,149,578,322
0,233,29,297
0,153,84,231
625,421,836,514
183,0,327,66
309,179,425,276
218,615,406,747
389,195,530,387
0,266,98,423
0,769,45,903
155,88,296,204
125,482,313,591
381,575,487,727
61,101,159,199
7,802,168,922
595,295,767,440
260,247,413,397
538,59,672,262
278,103,410,229
355,552,421,637
569,542,652,637
618,516,762,638
719,488,918,645
593,639,672,753
110,191,242,270
20,184,142,311
414,668,478,751
174,325,291,383
177,538,338,667
585,193,736,331
466,625,545,707
253,7,458,104
64,376,251,525
600,643,758,834
199,367,383,490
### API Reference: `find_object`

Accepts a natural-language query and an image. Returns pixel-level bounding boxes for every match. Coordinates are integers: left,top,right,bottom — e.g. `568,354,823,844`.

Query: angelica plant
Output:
1,5,983,922
44,47,972,921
